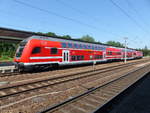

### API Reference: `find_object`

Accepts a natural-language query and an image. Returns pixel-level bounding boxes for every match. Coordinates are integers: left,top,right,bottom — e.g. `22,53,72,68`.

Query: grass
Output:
0,55,14,62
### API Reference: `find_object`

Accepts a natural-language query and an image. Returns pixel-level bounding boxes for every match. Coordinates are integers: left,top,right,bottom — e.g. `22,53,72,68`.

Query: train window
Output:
86,45,88,49
99,55,103,59
108,51,112,55
74,43,78,48
77,56,80,60
83,45,86,49
51,48,58,54
62,43,67,48
20,41,27,46
68,43,73,48
98,46,102,50
71,56,76,61
86,45,89,49
102,47,106,50
71,55,84,61
94,46,97,50
16,46,24,57
81,56,84,60
79,44,82,49
95,55,98,59
94,55,103,59
32,47,41,54
92,46,94,50
88,45,91,49
117,52,121,55
90,45,92,49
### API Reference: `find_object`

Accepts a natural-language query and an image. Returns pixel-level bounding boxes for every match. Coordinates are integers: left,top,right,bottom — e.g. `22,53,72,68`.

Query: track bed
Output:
0,58,150,113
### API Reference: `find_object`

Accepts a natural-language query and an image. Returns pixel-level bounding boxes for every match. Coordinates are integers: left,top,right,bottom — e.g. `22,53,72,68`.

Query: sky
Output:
0,0,150,49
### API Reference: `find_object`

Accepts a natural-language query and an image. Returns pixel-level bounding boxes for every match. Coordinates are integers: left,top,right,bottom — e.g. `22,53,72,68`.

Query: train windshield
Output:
16,46,24,58
15,41,27,58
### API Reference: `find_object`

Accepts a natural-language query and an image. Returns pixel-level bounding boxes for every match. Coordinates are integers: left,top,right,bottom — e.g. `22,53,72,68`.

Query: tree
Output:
142,46,150,56
0,41,18,58
62,35,72,39
136,46,150,56
96,41,102,44
46,32,57,37
106,41,125,48
79,35,95,43
37,32,44,35
37,32,57,37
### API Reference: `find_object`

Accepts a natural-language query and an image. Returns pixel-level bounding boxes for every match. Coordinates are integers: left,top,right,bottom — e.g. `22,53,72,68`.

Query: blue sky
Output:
0,0,150,49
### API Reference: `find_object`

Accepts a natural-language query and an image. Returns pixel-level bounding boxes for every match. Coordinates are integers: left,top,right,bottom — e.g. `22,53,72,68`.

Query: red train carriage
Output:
106,47,122,60
121,49,137,60
14,35,143,71
126,49,134,59
135,51,143,58
14,36,107,70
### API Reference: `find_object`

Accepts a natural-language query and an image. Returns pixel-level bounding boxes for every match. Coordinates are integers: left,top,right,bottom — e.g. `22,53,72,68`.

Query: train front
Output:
14,39,30,71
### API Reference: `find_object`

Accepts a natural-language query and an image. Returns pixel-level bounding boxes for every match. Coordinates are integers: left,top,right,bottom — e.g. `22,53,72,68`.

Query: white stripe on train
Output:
30,56,62,59
23,58,133,66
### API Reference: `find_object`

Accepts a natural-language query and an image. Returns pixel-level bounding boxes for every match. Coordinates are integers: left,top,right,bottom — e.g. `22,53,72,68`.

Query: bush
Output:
0,42,18,61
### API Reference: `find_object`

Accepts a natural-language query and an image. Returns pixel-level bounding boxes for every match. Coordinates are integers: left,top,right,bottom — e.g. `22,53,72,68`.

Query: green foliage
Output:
106,41,125,48
0,55,13,61
79,35,95,43
137,46,150,56
96,41,102,44
36,32,44,35
37,32,72,39
0,42,18,61
46,32,57,37
62,35,71,39
37,32,57,37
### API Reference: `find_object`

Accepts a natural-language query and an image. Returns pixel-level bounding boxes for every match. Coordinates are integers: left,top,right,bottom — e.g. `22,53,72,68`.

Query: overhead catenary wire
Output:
13,0,122,38
126,0,150,28
55,0,99,21
54,0,148,48
0,9,87,38
55,0,124,38
108,0,148,49
1,0,146,49
125,0,150,46
108,0,149,34
58,0,148,43
12,0,97,29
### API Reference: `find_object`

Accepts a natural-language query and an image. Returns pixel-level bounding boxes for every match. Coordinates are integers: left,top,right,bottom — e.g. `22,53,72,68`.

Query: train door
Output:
103,52,106,60
62,50,69,63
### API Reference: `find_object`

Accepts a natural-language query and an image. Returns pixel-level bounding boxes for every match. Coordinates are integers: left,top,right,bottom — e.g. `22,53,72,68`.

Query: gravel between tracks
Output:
1,60,150,113
0,58,148,86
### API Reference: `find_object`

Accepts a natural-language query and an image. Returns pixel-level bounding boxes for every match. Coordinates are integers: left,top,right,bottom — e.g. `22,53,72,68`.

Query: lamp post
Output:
124,37,128,63
93,51,96,71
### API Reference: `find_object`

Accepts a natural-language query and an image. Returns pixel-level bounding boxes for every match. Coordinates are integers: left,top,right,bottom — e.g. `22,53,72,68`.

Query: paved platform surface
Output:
0,66,15,70
108,73,150,113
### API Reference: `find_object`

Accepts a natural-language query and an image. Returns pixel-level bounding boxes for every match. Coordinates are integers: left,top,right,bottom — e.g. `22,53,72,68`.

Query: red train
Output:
14,36,143,71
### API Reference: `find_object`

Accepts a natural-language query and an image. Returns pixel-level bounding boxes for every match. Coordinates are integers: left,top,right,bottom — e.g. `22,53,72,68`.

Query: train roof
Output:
34,35,105,46
23,35,138,52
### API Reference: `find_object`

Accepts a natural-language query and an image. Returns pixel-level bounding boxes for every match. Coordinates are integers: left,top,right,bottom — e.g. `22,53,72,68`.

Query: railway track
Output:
0,59,149,100
37,63,150,113
0,58,148,77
